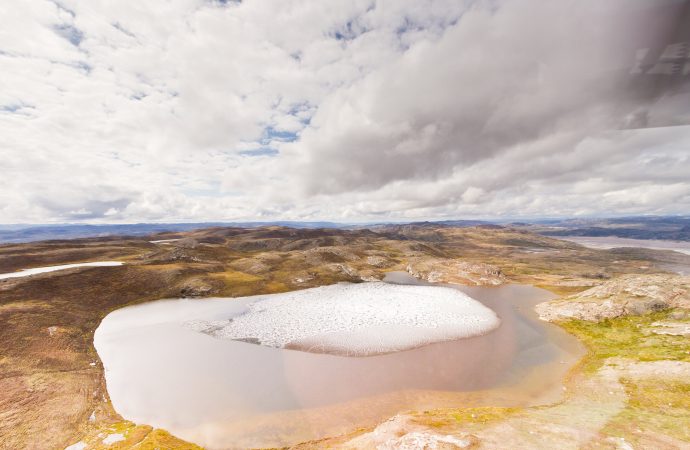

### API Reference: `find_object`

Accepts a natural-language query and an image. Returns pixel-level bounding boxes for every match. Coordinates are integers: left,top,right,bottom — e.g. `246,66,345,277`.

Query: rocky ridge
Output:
406,258,506,286
536,274,690,322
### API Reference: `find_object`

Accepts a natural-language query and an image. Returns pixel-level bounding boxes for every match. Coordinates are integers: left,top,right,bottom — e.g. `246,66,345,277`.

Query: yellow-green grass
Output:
71,420,203,450
411,406,520,430
604,378,690,443
556,310,690,445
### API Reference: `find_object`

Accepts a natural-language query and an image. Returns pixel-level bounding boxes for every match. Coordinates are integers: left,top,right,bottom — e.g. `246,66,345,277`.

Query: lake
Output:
95,272,583,449
555,236,690,256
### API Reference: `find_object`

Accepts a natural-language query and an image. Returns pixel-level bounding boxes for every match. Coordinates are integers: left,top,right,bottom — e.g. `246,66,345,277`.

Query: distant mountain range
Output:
0,222,350,243
0,216,688,244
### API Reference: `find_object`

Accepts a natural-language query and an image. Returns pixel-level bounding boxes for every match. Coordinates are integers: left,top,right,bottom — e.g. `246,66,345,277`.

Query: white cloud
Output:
0,0,688,223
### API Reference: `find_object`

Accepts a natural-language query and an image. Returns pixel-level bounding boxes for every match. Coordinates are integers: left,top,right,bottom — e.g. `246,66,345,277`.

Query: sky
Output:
1,0,689,224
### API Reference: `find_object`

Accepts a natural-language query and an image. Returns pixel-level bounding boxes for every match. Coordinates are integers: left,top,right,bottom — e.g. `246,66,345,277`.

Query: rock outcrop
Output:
177,277,221,298
343,415,478,449
406,258,505,286
536,274,690,322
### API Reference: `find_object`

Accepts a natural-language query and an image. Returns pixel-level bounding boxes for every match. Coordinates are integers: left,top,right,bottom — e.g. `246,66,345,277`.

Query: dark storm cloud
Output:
296,0,690,194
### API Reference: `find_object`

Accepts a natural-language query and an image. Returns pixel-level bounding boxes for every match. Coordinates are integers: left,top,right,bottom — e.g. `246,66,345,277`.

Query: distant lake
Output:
555,236,690,256
95,273,583,449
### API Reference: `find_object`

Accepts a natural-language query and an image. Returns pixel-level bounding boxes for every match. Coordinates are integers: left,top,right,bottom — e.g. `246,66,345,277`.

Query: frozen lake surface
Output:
95,273,583,449
186,282,499,356
0,261,123,280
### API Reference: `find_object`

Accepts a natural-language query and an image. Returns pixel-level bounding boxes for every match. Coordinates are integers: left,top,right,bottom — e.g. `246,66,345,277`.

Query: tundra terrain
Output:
0,225,688,449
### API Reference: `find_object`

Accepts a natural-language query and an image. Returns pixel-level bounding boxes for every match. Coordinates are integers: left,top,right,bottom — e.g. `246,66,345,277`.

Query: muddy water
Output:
95,273,583,449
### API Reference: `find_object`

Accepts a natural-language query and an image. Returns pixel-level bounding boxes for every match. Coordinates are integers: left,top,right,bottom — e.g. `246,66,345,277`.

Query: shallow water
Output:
95,273,583,449
658,263,690,276
0,261,123,280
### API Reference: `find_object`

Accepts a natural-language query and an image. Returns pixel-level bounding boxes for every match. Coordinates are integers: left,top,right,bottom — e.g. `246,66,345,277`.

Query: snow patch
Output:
102,433,125,444
149,239,180,244
0,262,123,280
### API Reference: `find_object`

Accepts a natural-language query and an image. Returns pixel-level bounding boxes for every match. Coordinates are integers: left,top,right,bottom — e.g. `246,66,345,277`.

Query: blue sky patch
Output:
53,24,84,46
1,104,22,113
0,103,34,115
239,147,280,157
262,126,298,144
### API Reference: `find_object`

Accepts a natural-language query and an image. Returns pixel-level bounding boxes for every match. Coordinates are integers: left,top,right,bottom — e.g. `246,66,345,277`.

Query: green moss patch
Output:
559,310,690,373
